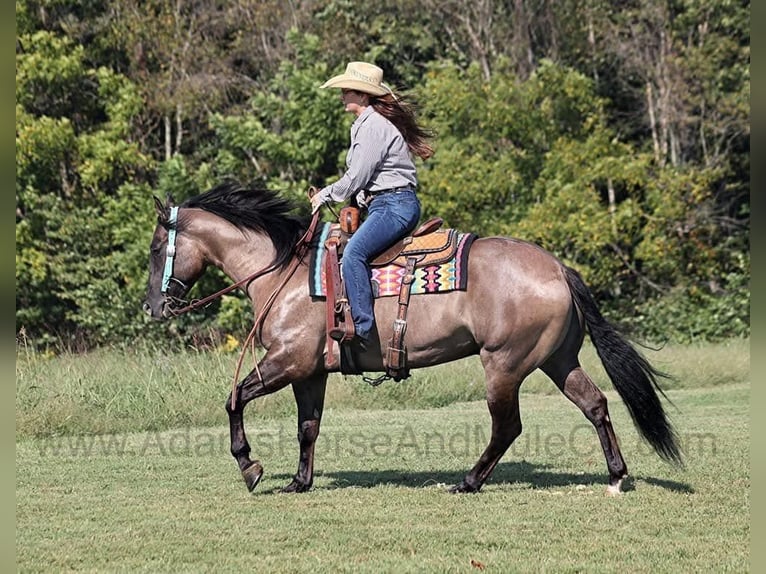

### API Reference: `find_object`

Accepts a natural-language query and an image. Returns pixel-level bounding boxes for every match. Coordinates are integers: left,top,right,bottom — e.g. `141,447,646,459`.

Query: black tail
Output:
565,266,683,465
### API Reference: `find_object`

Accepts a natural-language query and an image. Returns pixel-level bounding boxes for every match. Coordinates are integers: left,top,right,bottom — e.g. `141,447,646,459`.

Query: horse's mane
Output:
181,181,308,269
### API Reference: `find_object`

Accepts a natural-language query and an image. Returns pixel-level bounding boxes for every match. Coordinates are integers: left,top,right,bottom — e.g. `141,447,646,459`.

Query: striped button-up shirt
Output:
318,106,417,203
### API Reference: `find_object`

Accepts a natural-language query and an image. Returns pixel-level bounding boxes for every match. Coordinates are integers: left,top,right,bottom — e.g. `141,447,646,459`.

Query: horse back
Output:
371,235,576,368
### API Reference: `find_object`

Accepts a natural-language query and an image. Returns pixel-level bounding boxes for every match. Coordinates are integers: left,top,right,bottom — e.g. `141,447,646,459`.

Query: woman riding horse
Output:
143,182,682,495
310,61,433,352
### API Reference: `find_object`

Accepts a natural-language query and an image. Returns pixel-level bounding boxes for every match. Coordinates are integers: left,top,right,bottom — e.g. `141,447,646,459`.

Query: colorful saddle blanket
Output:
309,222,476,298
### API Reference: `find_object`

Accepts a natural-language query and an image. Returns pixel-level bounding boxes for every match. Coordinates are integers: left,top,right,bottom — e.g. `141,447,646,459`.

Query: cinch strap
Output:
161,206,179,294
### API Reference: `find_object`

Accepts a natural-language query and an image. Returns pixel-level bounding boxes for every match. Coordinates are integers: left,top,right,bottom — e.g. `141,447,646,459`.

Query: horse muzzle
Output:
142,299,174,320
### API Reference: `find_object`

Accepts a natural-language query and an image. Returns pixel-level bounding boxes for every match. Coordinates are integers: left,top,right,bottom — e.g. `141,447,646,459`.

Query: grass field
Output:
16,338,750,438
16,340,749,572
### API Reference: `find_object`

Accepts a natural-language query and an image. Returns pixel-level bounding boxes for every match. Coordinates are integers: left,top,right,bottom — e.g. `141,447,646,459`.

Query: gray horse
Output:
143,182,681,495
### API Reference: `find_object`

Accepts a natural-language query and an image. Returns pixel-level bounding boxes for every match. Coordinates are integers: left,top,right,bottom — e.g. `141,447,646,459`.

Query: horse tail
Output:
564,266,683,466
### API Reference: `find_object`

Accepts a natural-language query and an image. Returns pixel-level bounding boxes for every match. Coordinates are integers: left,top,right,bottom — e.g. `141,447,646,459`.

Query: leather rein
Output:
162,209,320,317
161,205,322,410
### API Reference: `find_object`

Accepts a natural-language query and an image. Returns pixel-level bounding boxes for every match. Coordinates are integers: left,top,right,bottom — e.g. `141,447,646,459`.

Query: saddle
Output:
370,217,452,267
323,209,456,381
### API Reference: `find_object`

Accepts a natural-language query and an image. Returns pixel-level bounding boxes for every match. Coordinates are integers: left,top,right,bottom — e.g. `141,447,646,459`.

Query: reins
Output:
228,209,321,410
162,194,322,411
168,261,282,316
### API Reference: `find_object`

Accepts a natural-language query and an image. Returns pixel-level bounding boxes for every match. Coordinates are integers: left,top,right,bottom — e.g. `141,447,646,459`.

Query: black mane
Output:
181,181,308,269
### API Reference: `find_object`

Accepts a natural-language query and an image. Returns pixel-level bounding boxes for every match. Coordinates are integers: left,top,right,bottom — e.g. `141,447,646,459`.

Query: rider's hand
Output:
355,190,369,209
310,189,327,213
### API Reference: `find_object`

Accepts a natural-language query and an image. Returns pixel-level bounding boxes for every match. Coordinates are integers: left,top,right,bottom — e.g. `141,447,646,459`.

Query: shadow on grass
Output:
638,476,695,493
263,461,693,493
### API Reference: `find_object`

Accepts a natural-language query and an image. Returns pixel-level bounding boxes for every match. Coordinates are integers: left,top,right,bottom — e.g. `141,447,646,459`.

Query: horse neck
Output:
184,209,282,286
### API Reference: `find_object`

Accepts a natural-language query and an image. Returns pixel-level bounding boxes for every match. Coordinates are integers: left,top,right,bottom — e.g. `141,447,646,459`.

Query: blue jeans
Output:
342,190,421,341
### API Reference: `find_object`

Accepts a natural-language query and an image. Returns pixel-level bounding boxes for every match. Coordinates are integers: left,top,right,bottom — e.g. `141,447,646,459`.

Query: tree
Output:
208,31,350,202
417,59,606,233
104,0,255,162
15,0,749,347
16,27,153,344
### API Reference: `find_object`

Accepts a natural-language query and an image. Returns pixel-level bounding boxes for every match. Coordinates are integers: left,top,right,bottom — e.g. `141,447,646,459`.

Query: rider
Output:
311,61,434,350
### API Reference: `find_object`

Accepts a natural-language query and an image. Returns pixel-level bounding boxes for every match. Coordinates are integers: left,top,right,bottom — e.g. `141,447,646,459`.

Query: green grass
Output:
15,339,751,570
16,383,749,572
15,338,750,438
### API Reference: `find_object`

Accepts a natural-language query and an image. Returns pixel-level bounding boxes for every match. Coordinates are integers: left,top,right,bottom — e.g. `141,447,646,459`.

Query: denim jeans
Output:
342,190,421,341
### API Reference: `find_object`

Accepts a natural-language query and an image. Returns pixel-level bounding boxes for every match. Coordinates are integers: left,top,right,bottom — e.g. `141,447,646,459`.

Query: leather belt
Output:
367,186,415,196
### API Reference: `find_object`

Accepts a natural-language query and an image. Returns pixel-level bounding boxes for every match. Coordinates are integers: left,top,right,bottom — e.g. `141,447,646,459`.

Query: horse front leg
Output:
224,353,317,493
225,373,266,492
281,375,328,493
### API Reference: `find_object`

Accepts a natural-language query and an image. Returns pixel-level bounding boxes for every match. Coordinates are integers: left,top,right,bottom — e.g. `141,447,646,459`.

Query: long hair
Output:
370,93,434,160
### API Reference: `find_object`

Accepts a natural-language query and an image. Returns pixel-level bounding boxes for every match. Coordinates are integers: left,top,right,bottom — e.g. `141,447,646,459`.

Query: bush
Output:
622,273,749,344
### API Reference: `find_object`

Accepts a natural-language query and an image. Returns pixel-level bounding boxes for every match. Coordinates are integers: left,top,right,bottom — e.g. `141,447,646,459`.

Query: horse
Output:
142,181,682,495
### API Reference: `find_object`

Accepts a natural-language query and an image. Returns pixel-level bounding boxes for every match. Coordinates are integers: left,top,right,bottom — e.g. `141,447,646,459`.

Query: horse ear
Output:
154,196,169,223
165,194,175,208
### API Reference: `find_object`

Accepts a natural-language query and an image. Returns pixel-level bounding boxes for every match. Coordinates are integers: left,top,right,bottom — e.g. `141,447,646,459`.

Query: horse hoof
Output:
606,478,623,496
449,481,480,494
242,461,264,492
281,479,311,494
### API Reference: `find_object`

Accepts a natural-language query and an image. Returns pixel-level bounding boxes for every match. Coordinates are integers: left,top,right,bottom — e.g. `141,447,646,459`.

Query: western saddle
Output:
323,207,460,382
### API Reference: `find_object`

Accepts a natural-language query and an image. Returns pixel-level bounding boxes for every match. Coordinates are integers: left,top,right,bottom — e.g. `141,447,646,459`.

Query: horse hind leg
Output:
452,361,523,493
543,361,628,495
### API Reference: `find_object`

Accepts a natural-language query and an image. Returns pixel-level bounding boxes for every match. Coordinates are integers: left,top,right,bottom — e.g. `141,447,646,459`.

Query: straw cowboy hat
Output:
320,61,392,96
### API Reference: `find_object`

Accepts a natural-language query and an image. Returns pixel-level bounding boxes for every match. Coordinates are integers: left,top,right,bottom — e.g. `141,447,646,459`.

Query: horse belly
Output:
372,289,479,368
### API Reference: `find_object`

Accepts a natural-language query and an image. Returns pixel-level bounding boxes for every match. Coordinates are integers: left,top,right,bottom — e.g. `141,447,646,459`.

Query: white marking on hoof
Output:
606,479,623,496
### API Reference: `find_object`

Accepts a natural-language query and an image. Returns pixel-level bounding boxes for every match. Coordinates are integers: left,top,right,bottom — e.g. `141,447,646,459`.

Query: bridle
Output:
160,207,191,305
157,203,322,409
158,206,296,317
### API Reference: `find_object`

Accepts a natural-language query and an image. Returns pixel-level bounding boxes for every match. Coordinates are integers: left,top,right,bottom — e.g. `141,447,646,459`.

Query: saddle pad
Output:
309,222,477,298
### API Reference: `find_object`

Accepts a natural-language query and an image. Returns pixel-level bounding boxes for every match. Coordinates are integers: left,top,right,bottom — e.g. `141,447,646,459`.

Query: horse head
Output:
142,195,207,319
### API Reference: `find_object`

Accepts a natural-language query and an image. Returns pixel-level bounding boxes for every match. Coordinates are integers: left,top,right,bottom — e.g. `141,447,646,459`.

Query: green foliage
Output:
155,154,200,202
16,31,88,117
418,60,608,233
667,0,750,171
214,295,254,337
515,131,644,288
626,252,750,344
16,28,156,345
312,0,440,88
514,129,749,339
16,193,69,344
63,184,160,343
16,106,76,194
15,5,749,348
208,30,348,207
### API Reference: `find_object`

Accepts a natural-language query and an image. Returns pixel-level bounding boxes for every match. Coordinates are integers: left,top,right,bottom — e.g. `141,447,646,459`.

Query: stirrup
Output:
339,337,367,375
